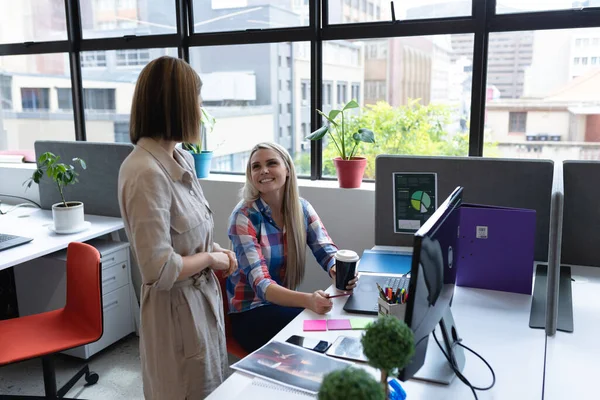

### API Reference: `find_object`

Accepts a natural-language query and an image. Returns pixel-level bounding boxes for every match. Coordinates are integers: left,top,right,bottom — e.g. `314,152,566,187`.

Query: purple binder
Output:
456,204,536,295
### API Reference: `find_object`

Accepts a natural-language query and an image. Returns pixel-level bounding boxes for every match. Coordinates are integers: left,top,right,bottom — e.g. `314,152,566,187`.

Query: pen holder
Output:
378,297,406,321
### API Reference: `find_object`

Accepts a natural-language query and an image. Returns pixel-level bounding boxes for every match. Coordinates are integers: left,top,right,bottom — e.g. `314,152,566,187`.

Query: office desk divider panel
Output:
375,155,553,263
34,141,134,217
456,203,536,295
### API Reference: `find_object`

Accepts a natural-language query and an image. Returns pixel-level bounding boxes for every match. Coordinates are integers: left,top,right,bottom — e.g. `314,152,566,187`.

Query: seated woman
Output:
227,142,357,353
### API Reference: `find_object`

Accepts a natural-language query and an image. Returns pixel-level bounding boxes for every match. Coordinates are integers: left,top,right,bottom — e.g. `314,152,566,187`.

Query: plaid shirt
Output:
227,197,338,313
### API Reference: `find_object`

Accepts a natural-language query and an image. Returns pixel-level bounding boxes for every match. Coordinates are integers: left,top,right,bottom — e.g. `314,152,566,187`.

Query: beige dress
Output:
118,138,228,399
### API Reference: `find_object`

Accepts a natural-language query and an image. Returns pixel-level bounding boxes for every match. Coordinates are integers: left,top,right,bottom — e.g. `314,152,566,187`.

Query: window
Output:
486,28,600,162
116,49,151,67
57,88,73,110
0,74,12,110
190,42,308,174
351,83,360,101
497,0,583,13
323,82,332,106
0,1,67,44
337,81,348,105
114,122,129,143
193,0,309,33
508,112,527,132
21,88,50,111
84,89,116,111
85,0,175,38
81,51,107,68
332,0,471,22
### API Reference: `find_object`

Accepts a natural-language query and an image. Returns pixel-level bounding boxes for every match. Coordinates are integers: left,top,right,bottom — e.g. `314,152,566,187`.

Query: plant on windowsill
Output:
23,151,87,234
306,99,375,188
183,107,218,178
361,315,415,399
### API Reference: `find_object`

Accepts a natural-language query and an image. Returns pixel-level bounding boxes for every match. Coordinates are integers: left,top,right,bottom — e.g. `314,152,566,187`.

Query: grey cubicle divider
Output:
375,155,554,263
562,161,600,267
34,140,134,218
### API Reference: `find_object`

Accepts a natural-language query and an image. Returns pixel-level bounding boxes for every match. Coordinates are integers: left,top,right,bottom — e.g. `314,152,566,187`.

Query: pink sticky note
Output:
303,320,327,331
327,319,352,330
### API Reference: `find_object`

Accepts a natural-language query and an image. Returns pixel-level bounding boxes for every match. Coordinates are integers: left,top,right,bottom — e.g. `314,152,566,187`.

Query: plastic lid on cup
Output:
335,249,359,262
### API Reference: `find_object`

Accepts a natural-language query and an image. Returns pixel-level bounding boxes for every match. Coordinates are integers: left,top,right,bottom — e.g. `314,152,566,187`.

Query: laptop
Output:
343,272,410,315
0,233,33,251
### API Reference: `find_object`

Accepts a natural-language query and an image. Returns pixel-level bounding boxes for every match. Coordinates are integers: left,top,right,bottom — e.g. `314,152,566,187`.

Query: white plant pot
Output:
52,201,85,232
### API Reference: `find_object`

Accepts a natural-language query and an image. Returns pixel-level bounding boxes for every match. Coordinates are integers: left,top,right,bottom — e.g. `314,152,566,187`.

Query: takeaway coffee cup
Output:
334,249,360,291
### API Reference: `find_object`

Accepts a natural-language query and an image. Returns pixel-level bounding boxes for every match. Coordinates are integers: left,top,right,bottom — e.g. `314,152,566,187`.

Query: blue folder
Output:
357,250,412,274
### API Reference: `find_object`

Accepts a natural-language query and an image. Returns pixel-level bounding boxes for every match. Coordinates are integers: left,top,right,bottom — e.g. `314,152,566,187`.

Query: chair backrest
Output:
64,242,102,339
214,270,233,338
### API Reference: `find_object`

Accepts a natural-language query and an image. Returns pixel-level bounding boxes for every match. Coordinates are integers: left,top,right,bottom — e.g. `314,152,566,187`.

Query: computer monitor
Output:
399,186,465,385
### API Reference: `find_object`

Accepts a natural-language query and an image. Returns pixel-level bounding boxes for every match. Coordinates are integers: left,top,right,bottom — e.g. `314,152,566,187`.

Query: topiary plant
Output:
318,367,385,400
361,315,415,398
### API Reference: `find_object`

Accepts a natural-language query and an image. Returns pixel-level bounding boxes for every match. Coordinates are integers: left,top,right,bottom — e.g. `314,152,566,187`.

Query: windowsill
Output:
199,173,376,191
0,163,375,191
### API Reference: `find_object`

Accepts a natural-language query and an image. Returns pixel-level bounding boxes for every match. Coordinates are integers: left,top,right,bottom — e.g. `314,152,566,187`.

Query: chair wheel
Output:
85,372,99,386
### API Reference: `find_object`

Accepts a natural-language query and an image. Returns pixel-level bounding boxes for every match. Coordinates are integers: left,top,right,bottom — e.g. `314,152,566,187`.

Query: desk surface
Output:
0,208,124,271
544,265,600,400
209,284,545,400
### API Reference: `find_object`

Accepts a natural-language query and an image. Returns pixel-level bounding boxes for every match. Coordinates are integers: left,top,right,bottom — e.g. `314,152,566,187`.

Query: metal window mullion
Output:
64,0,86,141
176,0,190,62
468,0,493,156
310,0,324,180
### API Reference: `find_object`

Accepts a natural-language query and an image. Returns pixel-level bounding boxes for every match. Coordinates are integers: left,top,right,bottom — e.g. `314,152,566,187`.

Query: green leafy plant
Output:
306,99,375,160
361,315,415,398
23,152,86,208
318,368,385,400
183,107,217,154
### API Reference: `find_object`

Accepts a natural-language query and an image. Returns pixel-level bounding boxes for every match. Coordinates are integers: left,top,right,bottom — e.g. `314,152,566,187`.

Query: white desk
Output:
0,206,140,337
209,285,545,399
544,266,600,400
0,208,124,271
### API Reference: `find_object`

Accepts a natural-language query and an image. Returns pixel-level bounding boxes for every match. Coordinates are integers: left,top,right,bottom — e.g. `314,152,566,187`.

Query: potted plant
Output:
183,107,217,178
306,99,375,188
361,315,415,399
318,367,385,400
24,152,87,233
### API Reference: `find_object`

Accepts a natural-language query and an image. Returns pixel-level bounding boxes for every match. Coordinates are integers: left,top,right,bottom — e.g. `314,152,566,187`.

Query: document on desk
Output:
358,249,412,274
239,379,315,399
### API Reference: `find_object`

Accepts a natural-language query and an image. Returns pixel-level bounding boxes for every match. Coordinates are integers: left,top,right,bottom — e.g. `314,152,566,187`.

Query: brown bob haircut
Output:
130,56,202,144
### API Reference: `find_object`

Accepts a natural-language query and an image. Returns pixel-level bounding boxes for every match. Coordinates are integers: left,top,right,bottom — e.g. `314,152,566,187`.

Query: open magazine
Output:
231,340,353,394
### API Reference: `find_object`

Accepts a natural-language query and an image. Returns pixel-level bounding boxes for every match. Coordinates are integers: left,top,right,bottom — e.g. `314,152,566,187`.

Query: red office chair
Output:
214,270,249,359
0,242,103,399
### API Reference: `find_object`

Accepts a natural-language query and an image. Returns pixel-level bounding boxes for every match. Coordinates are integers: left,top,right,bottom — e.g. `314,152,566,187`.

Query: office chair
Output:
214,270,249,360
0,242,103,399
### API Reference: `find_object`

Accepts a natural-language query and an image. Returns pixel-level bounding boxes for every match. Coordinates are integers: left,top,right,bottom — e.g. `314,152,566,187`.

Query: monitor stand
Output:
411,308,465,385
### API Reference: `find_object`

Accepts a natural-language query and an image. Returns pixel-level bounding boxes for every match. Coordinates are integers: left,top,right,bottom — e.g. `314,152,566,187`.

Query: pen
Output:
327,293,352,298
400,289,405,304
376,283,387,301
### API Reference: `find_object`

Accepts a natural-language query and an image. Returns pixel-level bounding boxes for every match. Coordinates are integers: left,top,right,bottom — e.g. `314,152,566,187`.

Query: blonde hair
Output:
242,142,306,289
130,56,202,145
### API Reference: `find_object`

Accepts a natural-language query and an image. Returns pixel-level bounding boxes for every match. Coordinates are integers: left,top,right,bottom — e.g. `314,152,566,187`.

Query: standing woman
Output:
118,56,236,399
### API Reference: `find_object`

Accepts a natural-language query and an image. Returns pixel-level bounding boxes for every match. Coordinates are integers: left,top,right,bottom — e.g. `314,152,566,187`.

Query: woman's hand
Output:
329,265,359,291
212,242,238,276
307,290,333,314
209,252,238,276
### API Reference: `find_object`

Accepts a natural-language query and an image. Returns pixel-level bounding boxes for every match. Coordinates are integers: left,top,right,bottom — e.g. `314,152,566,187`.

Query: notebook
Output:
238,378,315,399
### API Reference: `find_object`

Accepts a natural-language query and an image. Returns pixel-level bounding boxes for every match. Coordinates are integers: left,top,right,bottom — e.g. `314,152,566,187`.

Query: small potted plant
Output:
183,107,217,178
306,99,375,188
24,152,87,233
361,315,415,399
318,367,385,400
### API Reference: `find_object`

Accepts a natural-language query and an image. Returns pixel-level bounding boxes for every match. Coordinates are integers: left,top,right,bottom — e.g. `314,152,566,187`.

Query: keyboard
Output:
0,233,19,243
383,276,410,293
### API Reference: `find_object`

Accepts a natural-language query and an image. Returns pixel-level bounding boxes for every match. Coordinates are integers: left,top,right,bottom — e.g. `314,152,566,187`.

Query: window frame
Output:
1,0,600,180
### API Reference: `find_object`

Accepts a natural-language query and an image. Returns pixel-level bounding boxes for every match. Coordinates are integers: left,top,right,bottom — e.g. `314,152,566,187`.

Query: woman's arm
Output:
120,169,229,289
265,284,332,314
303,199,338,273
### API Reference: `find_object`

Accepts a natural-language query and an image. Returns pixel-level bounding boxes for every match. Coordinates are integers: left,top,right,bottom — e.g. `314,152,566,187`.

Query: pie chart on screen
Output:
411,191,432,213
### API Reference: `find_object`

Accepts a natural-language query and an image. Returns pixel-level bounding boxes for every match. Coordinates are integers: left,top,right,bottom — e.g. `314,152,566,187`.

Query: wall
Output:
527,110,570,137
486,109,510,139
585,114,600,142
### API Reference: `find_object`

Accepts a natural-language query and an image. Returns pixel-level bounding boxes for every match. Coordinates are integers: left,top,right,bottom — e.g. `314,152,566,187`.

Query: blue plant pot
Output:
191,151,213,178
